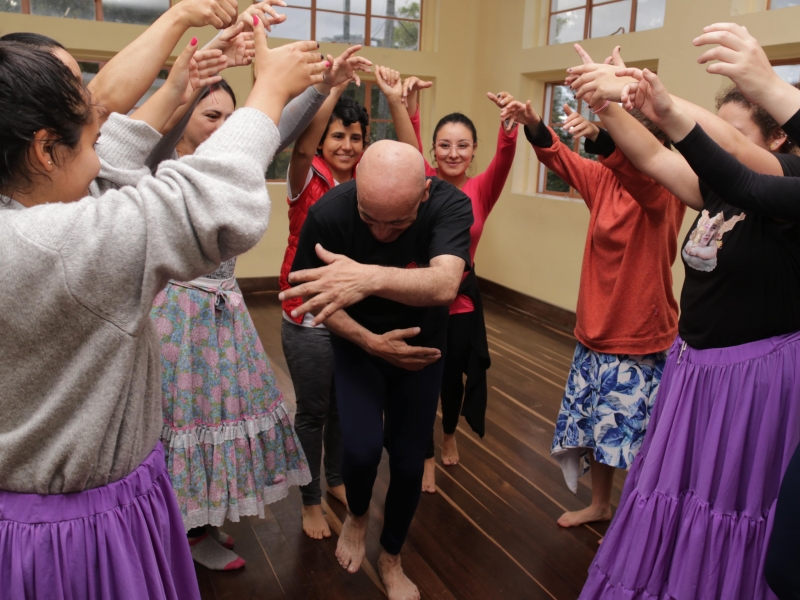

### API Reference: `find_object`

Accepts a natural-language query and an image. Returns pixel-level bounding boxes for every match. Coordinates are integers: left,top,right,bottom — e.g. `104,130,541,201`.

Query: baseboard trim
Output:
477,276,576,334
237,276,280,294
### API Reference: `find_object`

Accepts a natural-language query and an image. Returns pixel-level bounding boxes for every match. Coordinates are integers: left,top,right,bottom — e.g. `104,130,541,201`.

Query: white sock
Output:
189,533,246,571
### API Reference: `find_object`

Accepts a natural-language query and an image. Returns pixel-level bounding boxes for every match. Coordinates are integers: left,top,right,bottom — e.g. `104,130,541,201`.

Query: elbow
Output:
437,279,461,306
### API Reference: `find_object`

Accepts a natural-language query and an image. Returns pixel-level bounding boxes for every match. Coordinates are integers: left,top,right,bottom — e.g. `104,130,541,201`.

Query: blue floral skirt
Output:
551,342,667,493
151,278,310,530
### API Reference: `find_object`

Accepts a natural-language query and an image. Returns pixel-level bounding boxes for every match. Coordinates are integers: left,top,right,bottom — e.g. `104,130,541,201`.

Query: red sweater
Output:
533,127,685,355
411,108,518,314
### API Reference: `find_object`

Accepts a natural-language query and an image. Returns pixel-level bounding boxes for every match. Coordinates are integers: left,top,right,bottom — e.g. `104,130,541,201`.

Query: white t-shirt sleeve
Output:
287,164,314,203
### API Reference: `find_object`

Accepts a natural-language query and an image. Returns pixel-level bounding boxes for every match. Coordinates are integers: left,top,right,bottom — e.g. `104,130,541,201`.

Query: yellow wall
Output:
4,0,800,309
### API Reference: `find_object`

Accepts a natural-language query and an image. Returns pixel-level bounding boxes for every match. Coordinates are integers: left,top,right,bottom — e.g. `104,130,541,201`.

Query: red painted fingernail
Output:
253,15,259,26
325,61,331,67
191,37,198,46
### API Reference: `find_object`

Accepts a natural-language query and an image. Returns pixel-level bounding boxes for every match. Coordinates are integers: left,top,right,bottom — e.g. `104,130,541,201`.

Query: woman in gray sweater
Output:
0,20,325,600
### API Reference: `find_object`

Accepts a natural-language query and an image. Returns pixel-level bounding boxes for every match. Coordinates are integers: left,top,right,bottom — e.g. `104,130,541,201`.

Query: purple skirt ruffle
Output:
580,332,800,600
0,443,200,600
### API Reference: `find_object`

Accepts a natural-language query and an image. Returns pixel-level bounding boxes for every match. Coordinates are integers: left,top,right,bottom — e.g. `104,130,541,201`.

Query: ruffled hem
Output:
582,487,776,600
162,403,290,448
181,468,311,530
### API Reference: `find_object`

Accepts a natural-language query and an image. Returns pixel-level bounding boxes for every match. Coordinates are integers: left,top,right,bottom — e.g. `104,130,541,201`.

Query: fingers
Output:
251,14,269,57
615,67,643,80
696,46,741,66
573,43,594,65
563,103,574,116
174,38,200,72
694,23,752,46
284,39,322,53
337,44,363,62
610,45,625,67
314,243,339,264
386,327,422,340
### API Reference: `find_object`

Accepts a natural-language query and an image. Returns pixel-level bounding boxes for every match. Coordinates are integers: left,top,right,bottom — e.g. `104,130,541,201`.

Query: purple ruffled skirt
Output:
580,332,800,600
0,443,200,600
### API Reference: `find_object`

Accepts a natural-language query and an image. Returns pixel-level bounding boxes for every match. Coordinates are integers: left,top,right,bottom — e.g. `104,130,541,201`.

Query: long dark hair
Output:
0,42,93,196
432,112,478,146
0,32,65,51
199,78,237,108
319,95,369,149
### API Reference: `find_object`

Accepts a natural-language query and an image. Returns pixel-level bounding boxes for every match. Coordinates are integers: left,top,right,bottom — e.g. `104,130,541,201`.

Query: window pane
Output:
286,0,311,6
774,64,800,84
342,81,367,106
317,11,365,44
0,0,22,13
371,85,392,120
102,0,169,25
371,121,397,143
272,7,312,39
635,0,665,31
548,9,585,45
317,0,366,13
30,0,95,19
370,17,419,50
770,0,800,8
548,85,577,125
266,146,293,180
545,169,571,193
372,0,420,19
551,0,585,10
590,0,631,38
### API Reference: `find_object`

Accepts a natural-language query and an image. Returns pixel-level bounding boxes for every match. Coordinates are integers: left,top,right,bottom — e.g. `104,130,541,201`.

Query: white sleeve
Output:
287,164,314,203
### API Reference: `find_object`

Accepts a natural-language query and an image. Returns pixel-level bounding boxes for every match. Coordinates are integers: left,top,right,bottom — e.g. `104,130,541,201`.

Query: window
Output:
771,59,800,85
266,80,400,181
1,0,171,25
548,0,666,45
537,83,600,198
272,0,422,50
768,0,800,9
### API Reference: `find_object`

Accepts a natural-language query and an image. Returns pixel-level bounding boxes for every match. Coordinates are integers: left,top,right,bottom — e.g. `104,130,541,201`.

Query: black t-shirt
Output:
675,125,800,349
291,177,474,351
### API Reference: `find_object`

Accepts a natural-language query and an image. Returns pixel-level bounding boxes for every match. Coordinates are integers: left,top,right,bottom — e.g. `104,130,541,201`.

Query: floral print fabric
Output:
151,279,310,530
551,342,666,493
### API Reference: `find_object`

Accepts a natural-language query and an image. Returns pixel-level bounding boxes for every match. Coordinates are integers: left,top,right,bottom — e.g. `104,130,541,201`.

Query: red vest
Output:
280,155,355,323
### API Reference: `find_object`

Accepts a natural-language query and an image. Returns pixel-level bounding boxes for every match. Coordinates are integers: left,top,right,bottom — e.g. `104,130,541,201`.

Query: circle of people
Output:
0,1,798,599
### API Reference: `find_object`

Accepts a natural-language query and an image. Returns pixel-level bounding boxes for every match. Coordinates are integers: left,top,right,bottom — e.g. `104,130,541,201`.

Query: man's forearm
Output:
367,258,463,307
324,310,375,351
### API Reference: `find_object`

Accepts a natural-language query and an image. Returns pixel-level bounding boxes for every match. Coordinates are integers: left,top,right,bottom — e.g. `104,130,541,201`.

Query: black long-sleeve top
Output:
672,119,800,349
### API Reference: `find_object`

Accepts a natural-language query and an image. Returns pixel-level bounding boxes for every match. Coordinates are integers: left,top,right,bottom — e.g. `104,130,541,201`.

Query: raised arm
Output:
373,65,418,149
471,92,518,212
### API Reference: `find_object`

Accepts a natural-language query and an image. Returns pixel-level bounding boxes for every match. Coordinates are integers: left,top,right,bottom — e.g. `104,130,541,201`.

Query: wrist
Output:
169,3,193,30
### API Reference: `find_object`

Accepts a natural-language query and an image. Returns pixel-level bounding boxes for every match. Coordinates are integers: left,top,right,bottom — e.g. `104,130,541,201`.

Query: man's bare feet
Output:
302,504,331,540
557,504,612,528
328,483,348,507
422,457,436,493
378,550,420,600
335,512,368,573
441,432,459,466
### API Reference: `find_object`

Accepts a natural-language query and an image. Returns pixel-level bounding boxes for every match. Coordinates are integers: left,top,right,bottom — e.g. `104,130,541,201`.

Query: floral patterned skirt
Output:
551,342,667,493
151,277,310,530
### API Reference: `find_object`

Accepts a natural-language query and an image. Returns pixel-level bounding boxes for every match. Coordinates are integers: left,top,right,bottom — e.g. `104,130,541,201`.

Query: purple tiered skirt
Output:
0,443,200,600
580,332,800,600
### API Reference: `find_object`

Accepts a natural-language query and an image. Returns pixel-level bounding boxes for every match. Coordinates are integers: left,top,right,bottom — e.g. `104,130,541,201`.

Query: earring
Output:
48,161,52,165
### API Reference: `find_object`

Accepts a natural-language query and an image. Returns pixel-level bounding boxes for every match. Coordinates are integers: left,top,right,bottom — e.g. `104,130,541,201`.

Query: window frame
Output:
547,0,645,45
281,0,424,50
12,0,171,22
537,81,599,199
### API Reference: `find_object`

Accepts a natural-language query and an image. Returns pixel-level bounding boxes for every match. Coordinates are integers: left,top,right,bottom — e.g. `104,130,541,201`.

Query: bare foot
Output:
557,504,612,528
328,484,348,508
302,504,331,540
422,457,436,494
378,551,420,600
336,512,368,573
441,432,459,466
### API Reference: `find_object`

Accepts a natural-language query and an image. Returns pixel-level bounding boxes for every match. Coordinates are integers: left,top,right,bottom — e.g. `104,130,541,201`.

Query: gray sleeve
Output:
18,108,279,334
91,113,163,194
276,86,328,154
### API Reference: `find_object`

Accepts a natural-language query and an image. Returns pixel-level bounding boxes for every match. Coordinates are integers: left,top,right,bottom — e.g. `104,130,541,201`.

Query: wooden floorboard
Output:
197,292,614,600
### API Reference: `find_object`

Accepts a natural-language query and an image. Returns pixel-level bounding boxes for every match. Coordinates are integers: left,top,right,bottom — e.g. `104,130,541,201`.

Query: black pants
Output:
425,311,475,459
333,340,444,555
765,443,800,599
281,320,344,506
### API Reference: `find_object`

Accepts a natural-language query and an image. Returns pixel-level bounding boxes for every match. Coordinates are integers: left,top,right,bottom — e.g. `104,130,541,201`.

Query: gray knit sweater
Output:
0,108,279,494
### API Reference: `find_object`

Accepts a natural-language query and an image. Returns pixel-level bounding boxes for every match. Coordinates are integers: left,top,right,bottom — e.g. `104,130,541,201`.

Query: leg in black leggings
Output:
765,443,800,599
425,311,475,461
333,340,444,554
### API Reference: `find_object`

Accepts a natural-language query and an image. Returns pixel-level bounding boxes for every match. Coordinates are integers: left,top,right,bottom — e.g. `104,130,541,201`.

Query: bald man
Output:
281,141,473,599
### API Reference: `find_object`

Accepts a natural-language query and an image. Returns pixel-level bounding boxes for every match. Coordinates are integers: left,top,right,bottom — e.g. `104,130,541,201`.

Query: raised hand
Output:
375,65,404,102
566,43,638,103
562,105,600,141
320,46,373,91
207,21,255,67
487,92,517,132
240,0,288,32
500,99,541,127
167,42,226,105
175,0,238,30
401,76,433,107
367,328,442,371
244,15,327,122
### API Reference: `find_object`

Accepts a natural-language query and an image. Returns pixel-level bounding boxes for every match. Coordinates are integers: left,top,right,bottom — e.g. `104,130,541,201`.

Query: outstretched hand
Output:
500,99,540,127
565,44,637,104
320,46,373,91
375,65,404,101
402,76,433,107
488,92,518,132
167,41,226,105
278,244,375,326
208,21,255,67
175,0,238,30
562,104,600,141
367,328,442,371
240,0,288,32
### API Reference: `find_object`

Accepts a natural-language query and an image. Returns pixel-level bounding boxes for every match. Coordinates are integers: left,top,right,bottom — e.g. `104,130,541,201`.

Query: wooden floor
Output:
196,292,626,600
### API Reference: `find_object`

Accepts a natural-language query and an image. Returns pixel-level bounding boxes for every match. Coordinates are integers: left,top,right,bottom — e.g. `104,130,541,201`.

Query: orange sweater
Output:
533,127,686,355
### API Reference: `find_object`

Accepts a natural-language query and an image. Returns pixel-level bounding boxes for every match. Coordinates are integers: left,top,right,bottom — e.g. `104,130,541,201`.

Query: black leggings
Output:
425,311,475,459
333,340,444,555
765,443,800,599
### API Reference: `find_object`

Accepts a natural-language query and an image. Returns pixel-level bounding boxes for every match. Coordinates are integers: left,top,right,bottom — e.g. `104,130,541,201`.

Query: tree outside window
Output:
548,0,666,45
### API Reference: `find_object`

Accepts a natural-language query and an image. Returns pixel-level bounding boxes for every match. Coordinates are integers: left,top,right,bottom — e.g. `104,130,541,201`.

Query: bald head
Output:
356,140,430,243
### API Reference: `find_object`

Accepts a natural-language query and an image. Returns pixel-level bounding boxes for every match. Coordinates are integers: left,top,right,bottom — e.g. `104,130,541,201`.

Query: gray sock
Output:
189,533,246,571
